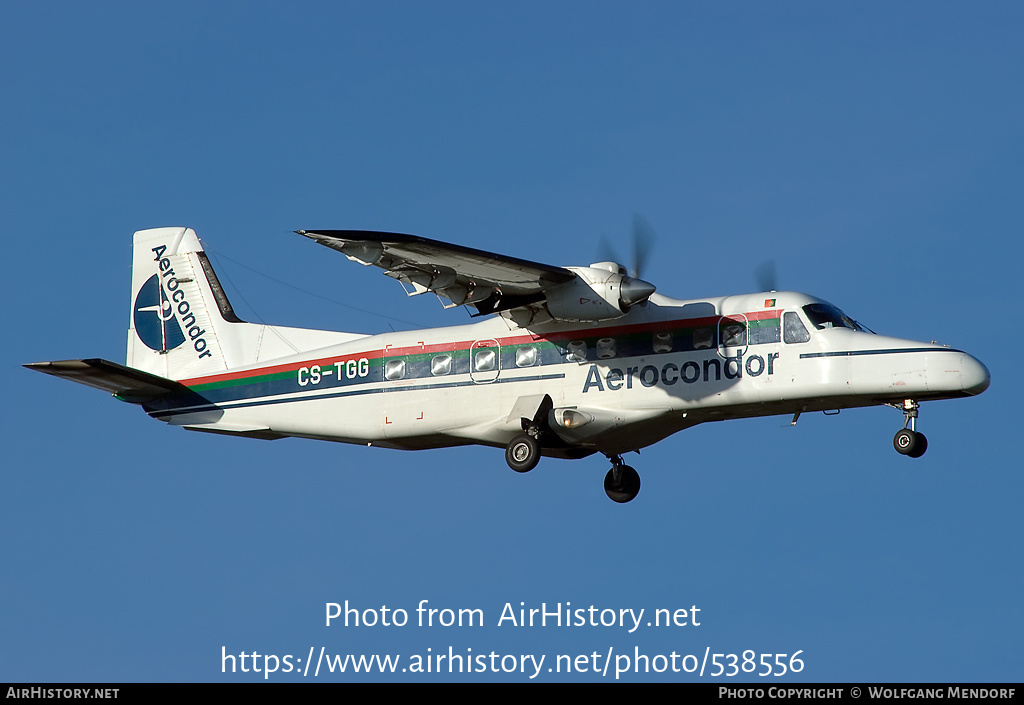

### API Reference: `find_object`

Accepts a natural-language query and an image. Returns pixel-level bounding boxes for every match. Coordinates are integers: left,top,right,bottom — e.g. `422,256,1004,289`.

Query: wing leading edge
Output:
296,230,576,315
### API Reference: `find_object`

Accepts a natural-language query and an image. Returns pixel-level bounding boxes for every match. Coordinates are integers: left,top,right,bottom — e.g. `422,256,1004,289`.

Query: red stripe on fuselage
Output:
179,309,780,387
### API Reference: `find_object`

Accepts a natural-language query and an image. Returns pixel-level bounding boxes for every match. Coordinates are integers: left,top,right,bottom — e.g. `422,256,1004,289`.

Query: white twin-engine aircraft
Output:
28,227,989,503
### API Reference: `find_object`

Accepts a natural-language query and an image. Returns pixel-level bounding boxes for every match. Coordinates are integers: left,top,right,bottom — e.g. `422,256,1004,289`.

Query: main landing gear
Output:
503,435,642,503
505,433,541,473
603,454,641,503
502,392,641,502
504,396,555,474
891,399,927,458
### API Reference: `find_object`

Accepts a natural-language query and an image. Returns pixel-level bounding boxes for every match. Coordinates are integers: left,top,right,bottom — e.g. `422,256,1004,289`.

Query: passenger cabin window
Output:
515,346,538,367
384,359,406,381
474,349,496,372
653,333,672,353
693,328,714,350
597,338,616,359
431,354,452,376
566,340,587,362
783,312,810,344
721,321,746,347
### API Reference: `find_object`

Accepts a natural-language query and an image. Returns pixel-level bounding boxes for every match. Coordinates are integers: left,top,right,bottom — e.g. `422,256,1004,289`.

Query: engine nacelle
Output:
544,266,656,322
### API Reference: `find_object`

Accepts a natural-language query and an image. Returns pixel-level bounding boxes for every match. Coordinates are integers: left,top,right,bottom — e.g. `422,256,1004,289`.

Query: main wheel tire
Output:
505,434,540,473
604,464,641,503
894,428,924,456
907,432,928,458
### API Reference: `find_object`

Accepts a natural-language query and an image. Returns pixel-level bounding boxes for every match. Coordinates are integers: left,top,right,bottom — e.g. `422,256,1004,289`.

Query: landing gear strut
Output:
504,396,554,473
891,399,927,458
604,454,641,503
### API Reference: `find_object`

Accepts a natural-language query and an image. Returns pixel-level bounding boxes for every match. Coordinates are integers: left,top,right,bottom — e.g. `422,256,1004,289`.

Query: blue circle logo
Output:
133,275,186,352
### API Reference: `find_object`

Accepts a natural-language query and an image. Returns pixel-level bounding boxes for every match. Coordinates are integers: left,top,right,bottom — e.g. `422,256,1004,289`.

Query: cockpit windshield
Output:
802,303,873,333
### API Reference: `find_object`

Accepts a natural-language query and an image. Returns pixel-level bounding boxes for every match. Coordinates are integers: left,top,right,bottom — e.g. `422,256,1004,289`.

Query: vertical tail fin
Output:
128,227,366,381
128,227,243,379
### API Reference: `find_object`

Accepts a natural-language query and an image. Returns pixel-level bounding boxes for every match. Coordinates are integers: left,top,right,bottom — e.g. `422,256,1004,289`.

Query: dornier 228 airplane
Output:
26,227,990,503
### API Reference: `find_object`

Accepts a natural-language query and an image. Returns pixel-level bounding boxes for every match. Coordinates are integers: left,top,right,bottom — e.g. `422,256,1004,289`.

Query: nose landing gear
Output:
891,399,928,458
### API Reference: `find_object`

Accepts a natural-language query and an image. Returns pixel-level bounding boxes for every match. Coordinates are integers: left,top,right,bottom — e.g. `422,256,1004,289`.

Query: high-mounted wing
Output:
296,230,577,315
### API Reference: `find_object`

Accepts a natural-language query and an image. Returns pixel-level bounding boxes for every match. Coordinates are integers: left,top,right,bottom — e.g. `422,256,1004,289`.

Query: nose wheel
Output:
891,399,928,458
604,455,641,503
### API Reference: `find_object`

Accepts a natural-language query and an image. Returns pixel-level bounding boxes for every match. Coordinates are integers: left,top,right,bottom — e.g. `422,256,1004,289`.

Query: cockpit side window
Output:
783,311,810,343
802,303,869,332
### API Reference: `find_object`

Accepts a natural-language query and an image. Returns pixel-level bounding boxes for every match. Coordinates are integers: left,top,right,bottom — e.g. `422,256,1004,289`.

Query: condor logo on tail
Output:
133,274,186,353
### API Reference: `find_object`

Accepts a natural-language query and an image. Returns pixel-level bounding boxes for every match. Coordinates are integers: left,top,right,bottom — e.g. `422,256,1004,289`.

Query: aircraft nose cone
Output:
619,276,657,307
961,354,990,395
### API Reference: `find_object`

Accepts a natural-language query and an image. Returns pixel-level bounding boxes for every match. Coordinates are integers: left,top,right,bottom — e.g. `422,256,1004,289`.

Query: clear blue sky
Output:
3,1,1021,682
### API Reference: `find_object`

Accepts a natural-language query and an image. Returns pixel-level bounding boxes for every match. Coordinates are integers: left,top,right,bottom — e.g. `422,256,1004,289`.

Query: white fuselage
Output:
144,290,989,458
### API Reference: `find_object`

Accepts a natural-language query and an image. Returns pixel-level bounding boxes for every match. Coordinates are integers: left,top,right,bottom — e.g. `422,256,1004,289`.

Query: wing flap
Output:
24,358,189,404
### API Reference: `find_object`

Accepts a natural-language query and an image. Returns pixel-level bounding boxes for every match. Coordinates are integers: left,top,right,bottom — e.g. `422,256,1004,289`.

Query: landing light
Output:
556,409,592,429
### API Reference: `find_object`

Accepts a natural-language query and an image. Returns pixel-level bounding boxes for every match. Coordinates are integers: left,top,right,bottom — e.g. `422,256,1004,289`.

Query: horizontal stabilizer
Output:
24,358,188,404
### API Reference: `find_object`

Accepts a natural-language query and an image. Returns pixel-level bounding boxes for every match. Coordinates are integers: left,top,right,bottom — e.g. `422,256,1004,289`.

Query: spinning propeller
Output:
598,213,658,307
600,216,777,300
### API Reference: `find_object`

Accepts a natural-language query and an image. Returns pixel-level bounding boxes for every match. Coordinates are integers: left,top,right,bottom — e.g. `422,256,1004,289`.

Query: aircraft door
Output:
717,314,749,360
469,339,500,384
